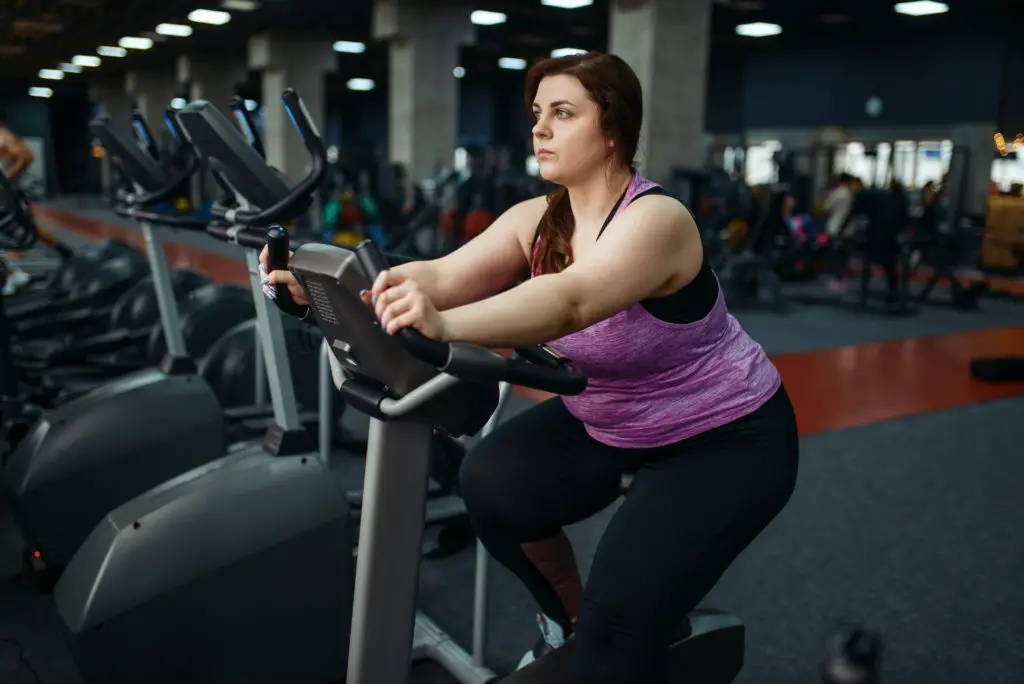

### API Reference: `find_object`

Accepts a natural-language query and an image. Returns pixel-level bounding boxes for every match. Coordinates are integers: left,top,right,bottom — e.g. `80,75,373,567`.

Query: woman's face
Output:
531,74,613,185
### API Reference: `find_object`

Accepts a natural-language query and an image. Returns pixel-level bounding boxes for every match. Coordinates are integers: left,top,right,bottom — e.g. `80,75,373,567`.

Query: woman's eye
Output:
556,110,570,119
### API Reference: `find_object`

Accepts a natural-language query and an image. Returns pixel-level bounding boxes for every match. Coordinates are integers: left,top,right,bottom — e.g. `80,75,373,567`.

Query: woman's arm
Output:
391,196,548,311
439,196,701,348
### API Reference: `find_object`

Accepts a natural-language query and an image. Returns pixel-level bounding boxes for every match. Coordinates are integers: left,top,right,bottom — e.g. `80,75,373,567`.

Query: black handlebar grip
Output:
266,225,290,271
266,226,307,318
354,239,390,284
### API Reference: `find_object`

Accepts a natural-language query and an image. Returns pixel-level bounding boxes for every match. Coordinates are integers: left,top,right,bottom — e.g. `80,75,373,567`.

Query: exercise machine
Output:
51,89,354,684
51,89,510,684
289,239,746,683
1,169,40,434
1,106,229,589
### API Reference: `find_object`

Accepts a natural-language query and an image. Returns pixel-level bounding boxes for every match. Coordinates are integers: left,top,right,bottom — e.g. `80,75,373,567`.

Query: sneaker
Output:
3,268,30,295
517,614,569,670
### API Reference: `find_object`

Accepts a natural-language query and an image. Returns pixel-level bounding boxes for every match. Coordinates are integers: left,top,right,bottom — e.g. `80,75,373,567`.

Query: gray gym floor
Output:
2,205,1023,682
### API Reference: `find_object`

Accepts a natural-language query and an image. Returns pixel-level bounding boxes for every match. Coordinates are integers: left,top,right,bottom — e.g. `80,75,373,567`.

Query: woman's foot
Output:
517,614,570,670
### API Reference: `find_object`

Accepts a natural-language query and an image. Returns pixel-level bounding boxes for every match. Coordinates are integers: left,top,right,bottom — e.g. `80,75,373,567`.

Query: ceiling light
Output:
333,40,366,54
499,57,527,70
171,97,188,109
72,54,101,67
119,36,154,49
221,0,259,9
471,10,507,25
894,1,949,16
59,62,83,73
188,9,232,25
98,45,127,57
551,47,587,58
453,66,466,78
541,0,593,8
156,23,193,37
29,86,53,99
735,22,783,37
38,69,64,80
245,99,258,111
347,78,375,92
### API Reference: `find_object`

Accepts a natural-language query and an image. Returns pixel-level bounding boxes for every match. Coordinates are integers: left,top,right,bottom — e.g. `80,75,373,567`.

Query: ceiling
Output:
0,0,1019,90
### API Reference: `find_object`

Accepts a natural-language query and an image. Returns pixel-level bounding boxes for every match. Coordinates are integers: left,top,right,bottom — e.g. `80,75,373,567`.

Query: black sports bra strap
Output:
596,186,670,240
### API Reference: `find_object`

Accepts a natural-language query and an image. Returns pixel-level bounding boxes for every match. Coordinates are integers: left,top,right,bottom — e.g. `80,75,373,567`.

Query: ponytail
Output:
531,187,576,276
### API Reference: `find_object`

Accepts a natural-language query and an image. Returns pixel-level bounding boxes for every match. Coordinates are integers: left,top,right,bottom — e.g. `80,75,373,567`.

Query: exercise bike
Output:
288,237,746,683
1,105,256,590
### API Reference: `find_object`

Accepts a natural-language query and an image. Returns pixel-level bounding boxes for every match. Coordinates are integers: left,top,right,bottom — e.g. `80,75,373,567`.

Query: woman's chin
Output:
538,165,561,183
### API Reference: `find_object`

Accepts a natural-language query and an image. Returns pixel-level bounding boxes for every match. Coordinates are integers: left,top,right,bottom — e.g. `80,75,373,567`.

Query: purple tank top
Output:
536,173,781,448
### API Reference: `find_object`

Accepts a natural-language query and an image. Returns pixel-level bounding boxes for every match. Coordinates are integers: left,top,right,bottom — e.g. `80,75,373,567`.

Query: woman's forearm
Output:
390,260,462,311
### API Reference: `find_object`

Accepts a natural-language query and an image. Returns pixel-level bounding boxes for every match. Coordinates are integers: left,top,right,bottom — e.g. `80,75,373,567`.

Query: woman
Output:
262,51,799,684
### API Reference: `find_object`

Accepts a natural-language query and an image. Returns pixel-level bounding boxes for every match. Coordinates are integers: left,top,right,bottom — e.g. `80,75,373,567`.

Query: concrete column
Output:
950,123,998,217
248,33,335,185
610,0,712,185
177,55,247,105
374,0,475,183
125,70,182,136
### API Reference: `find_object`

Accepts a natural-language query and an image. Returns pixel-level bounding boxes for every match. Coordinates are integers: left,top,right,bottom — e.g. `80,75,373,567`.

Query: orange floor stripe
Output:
34,204,1024,436
32,205,250,286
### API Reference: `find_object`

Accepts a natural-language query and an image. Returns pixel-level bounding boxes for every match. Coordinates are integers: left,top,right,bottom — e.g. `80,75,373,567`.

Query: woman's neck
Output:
566,164,634,227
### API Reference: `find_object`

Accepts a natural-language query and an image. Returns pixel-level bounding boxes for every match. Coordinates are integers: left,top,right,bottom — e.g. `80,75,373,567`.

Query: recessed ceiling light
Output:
541,0,593,8
333,40,366,54
221,0,258,10
38,69,65,80
29,86,54,98
119,36,154,50
347,78,375,91
735,22,783,37
97,45,127,57
471,10,507,25
453,66,466,78
72,54,101,67
894,1,949,16
59,62,83,73
188,9,232,25
499,57,527,70
156,23,193,37
551,47,587,58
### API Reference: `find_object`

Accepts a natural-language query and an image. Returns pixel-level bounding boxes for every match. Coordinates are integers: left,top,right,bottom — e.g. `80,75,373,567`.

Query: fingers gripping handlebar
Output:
353,240,587,396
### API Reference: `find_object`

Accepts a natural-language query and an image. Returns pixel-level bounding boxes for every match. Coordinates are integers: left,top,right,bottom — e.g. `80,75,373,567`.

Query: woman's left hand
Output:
367,270,448,340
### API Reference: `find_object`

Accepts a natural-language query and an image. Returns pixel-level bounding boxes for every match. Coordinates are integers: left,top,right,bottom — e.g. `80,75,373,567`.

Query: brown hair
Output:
525,51,643,275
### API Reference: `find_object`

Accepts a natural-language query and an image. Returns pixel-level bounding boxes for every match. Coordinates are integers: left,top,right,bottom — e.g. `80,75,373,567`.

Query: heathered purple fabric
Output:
537,173,781,448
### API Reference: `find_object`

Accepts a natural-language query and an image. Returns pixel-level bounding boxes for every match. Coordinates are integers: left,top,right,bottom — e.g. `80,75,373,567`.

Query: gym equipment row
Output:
0,89,749,684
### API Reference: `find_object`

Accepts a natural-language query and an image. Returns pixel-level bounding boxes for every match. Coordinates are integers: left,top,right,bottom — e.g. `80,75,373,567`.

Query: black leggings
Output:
459,385,800,684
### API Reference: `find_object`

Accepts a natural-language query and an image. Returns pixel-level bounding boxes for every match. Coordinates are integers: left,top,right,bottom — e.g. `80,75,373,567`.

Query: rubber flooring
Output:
1,201,1022,682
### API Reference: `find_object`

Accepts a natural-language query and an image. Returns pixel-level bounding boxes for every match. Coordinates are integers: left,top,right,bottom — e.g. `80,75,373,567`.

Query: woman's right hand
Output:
258,244,309,306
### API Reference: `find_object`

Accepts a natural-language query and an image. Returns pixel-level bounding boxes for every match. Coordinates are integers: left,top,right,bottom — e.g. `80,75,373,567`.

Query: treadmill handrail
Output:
90,109,198,208
205,89,326,226
128,107,200,206
115,205,209,230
